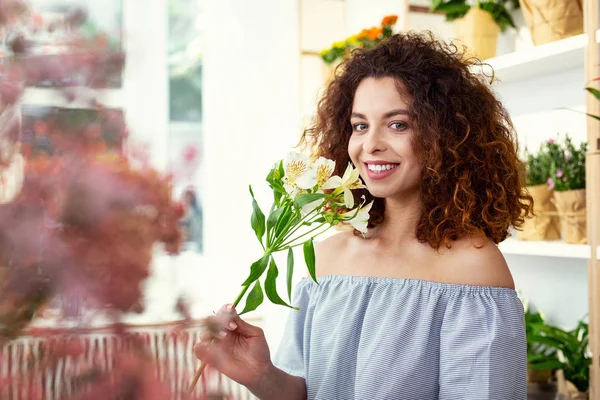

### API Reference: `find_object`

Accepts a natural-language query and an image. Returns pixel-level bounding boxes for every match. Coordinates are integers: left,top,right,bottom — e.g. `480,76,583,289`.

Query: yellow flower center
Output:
286,161,307,185
316,164,333,187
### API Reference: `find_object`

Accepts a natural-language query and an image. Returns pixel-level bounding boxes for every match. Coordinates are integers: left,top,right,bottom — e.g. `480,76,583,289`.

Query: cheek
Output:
347,136,361,163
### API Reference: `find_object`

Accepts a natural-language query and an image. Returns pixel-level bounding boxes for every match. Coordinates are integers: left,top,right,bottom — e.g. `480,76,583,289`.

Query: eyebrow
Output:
350,109,410,119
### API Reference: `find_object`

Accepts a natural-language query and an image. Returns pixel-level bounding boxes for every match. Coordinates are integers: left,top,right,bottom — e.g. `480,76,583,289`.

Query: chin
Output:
364,186,391,199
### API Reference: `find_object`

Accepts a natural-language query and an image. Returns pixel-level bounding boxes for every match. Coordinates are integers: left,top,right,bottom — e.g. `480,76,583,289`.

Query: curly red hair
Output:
303,32,532,249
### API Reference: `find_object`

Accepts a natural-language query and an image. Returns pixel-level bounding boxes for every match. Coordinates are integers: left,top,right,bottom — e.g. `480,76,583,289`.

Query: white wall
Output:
508,254,588,328
198,0,301,344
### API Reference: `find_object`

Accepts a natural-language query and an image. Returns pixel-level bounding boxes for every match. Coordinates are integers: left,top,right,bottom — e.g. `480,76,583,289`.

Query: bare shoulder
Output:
313,230,356,277
437,236,515,289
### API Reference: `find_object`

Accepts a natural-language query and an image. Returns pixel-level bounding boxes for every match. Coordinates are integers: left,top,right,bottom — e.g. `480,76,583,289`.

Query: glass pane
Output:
168,0,203,253
168,0,202,123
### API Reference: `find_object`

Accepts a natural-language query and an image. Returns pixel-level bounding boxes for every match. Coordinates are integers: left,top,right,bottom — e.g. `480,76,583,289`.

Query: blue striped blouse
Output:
273,275,527,400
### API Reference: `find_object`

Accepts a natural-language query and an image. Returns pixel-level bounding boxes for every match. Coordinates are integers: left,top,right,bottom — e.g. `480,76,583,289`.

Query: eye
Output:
389,121,407,131
352,123,368,132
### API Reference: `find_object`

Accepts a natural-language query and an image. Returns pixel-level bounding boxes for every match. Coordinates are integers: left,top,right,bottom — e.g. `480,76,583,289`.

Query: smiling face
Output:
348,77,421,200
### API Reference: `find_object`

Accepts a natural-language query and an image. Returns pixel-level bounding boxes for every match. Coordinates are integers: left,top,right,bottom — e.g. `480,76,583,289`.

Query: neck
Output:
368,195,422,245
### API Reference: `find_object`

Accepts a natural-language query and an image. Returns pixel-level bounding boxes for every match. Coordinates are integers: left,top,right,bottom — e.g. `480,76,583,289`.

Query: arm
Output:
438,290,527,400
248,364,306,400
438,243,526,399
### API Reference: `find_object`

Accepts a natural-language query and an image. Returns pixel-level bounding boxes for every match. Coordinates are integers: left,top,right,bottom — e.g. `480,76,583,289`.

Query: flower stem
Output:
233,283,251,308
278,222,328,250
275,199,328,249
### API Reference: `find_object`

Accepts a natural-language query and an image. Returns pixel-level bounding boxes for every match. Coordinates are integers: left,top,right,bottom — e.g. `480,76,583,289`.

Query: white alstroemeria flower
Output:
341,201,373,234
283,151,313,196
323,163,365,208
313,157,336,189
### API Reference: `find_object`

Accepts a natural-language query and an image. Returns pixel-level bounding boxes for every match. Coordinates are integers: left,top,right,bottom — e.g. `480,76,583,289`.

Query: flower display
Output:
320,15,399,65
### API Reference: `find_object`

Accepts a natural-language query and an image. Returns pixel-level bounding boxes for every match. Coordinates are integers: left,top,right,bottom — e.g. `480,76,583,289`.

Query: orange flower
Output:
358,29,370,40
381,15,398,26
367,27,382,41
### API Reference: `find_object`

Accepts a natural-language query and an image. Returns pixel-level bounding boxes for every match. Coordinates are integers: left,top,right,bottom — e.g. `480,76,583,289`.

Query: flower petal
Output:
301,199,322,216
321,175,342,190
295,170,317,189
284,151,310,185
344,188,354,209
346,201,373,233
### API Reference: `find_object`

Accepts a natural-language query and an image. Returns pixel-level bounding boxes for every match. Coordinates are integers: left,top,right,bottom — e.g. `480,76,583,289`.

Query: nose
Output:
363,127,387,154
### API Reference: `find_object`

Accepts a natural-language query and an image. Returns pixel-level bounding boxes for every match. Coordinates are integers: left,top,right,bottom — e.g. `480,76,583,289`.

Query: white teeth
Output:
367,163,398,172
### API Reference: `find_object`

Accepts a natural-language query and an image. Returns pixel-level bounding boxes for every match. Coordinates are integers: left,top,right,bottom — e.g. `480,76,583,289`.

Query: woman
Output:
194,32,532,399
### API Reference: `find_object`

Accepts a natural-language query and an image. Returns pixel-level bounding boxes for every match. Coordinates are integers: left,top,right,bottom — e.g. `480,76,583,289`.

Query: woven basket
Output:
519,0,583,45
553,188,586,244
518,184,561,241
453,7,499,60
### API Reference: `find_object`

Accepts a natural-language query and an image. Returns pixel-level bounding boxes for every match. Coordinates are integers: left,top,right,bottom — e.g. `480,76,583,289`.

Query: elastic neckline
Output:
300,274,518,295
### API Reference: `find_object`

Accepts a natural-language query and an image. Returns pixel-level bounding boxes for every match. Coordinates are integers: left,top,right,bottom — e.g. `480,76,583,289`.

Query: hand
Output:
194,304,273,389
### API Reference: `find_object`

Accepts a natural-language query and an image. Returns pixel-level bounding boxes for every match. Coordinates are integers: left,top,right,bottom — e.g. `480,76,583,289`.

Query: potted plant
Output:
524,301,559,399
430,0,517,59
519,0,583,46
517,141,560,241
528,318,591,399
547,135,587,244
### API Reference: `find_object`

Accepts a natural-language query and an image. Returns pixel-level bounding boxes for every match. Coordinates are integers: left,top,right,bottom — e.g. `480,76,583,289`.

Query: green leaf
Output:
265,258,298,309
585,87,600,101
249,185,266,244
294,193,326,209
528,359,564,371
267,206,286,235
432,0,469,20
303,239,318,284
585,112,600,121
274,205,294,238
266,168,276,184
242,254,271,286
287,248,294,301
430,0,443,11
240,281,264,315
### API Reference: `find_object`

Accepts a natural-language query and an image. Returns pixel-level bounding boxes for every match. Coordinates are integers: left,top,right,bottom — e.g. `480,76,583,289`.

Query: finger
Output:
200,329,227,342
193,341,226,369
224,304,263,337
193,341,210,362
204,314,231,335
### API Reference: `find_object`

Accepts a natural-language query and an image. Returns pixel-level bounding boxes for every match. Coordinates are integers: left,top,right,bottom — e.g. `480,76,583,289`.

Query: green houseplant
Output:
546,135,587,244
518,142,560,241
430,0,517,59
430,0,517,32
524,302,559,398
528,318,590,398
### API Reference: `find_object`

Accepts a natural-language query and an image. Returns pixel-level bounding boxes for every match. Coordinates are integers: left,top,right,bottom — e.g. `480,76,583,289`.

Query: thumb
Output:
226,305,262,336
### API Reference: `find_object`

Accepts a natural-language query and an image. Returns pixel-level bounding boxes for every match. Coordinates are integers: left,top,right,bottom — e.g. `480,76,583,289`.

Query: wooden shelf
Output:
499,237,594,259
475,33,588,83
